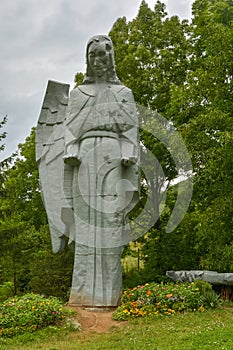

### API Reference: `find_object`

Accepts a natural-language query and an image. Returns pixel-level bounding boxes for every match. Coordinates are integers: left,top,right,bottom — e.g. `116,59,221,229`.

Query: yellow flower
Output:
199,305,205,312
168,309,175,313
139,310,146,316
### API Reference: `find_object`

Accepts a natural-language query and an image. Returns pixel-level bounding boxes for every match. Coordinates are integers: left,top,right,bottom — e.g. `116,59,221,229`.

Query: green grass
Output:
1,306,233,350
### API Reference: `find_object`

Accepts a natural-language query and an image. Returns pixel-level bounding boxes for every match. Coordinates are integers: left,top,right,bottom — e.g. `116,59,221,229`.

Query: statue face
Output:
88,42,110,80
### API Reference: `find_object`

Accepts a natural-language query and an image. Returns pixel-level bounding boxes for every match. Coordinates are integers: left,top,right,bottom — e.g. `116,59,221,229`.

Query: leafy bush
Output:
0,282,14,303
122,265,170,290
113,281,220,321
122,268,148,289
0,293,66,338
200,290,220,309
192,279,213,294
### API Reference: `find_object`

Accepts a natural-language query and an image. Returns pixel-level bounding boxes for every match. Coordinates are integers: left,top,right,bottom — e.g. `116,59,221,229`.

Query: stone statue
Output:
36,35,139,308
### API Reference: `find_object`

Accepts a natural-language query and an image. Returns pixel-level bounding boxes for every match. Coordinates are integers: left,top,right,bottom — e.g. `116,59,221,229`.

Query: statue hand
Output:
122,157,137,167
63,155,81,166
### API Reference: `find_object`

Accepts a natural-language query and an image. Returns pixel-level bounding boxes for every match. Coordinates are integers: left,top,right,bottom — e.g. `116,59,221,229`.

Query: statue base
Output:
68,304,117,312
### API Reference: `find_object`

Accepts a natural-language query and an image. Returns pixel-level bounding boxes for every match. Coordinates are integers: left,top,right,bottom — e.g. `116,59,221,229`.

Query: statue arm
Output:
119,88,139,167
62,87,91,166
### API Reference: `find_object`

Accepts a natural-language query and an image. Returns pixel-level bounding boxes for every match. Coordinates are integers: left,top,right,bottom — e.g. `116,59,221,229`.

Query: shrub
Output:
122,268,148,289
0,293,66,338
113,281,220,321
0,282,14,303
200,289,220,309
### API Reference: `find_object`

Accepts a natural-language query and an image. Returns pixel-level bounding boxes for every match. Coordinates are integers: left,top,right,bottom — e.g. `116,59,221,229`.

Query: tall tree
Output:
167,0,233,271
0,129,73,297
110,1,189,113
108,0,233,276
109,1,194,276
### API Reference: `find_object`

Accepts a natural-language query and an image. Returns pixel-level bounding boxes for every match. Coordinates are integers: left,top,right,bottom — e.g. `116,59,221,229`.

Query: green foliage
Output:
0,115,7,153
110,1,189,112
0,294,66,338
200,290,220,309
109,2,193,275
170,0,233,271
26,226,73,300
113,281,220,320
123,268,149,289
192,279,213,294
74,72,84,87
109,0,233,277
0,129,73,298
1,0,233,302
0,282,14,303
1,307,233,350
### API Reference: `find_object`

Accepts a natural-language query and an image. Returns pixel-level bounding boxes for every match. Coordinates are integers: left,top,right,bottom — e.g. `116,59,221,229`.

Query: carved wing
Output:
36,80,70,253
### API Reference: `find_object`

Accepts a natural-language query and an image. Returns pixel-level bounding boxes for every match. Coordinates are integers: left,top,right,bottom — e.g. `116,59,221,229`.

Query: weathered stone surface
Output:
36,35,139,307
166,270,233,285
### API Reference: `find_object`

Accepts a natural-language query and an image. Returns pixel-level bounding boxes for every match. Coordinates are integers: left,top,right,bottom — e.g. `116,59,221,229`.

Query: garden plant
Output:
0,293,68,338
113,280,220,320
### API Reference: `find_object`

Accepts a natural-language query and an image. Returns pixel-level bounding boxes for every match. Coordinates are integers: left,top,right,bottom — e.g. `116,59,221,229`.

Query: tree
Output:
108,0,233,277
167,0,233,271
110,1,189,113
0,115,7,153
0,129,73,298
108,1,195,277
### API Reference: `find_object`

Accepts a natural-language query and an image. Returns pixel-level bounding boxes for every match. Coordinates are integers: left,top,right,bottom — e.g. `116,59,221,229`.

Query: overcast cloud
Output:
0,0,194,160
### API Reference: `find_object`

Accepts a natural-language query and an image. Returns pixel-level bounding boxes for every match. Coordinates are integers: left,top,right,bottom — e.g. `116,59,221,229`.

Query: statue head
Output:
82,35,121,85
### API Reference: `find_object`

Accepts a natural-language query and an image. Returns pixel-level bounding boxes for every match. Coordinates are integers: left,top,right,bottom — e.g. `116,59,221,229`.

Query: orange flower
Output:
166,294,173,298
146,290,152,295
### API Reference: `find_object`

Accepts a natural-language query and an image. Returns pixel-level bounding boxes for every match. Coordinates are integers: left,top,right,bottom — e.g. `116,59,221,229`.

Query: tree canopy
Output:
109,0,233,276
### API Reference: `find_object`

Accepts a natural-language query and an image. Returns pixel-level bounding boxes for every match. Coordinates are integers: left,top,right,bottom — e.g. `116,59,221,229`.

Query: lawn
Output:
1,306,233,350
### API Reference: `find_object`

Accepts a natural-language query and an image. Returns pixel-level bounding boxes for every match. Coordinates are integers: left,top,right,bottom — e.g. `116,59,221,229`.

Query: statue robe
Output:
63,83,139,307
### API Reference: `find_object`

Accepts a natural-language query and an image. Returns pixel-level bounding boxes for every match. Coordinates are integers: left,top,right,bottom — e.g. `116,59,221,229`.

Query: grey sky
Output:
0,0,194,160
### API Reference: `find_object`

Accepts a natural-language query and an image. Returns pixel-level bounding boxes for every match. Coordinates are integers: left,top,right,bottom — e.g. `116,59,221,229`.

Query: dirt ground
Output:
72,307,124,333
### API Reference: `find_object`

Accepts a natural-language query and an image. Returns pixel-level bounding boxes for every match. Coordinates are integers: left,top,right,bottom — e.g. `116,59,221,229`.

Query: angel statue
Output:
36,35,139,308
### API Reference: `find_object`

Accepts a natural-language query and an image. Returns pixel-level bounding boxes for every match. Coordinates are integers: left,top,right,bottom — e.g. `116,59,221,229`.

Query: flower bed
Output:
0,293,65,338
113,281,219,320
